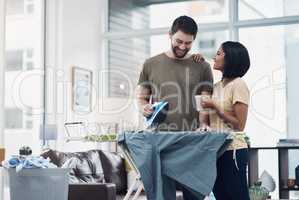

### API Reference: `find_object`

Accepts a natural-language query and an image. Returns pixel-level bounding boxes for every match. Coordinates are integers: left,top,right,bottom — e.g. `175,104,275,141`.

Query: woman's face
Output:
213,46,225,71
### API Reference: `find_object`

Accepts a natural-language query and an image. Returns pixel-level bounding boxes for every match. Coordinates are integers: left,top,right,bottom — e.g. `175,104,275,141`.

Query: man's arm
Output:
137,60,154,117
136,85,153,117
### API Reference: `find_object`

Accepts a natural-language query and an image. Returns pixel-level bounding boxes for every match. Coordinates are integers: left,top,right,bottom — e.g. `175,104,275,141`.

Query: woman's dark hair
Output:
170,15,198,39
221,41,250,78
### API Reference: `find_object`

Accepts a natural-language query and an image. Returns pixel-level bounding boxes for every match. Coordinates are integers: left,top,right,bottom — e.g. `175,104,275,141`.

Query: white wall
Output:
287,42,299,139
45,0,139,151
286,40,299,186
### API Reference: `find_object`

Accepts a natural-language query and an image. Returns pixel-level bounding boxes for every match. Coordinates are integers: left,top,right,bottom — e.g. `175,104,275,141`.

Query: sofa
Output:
41,149,184,200
41,149,127,200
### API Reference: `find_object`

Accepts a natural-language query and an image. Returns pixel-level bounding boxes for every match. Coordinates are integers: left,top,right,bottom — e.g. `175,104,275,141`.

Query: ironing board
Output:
64,123,234,200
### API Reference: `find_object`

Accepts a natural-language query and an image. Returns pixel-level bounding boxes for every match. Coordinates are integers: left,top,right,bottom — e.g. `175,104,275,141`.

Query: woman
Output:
196,41,251,200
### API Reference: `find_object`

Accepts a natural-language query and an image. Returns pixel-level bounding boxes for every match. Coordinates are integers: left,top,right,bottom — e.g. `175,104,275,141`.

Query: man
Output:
136,15,214,200
137,15,213,131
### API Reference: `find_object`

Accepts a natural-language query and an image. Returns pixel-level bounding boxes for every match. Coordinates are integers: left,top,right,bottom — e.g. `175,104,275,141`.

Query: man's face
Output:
170,30,194,59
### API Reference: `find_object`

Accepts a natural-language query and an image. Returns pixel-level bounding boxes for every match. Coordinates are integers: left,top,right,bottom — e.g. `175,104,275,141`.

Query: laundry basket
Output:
6,168,70,200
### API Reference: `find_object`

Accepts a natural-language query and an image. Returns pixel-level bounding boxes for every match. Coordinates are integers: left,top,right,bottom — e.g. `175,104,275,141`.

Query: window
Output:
108,37,150,97
239,25,295,146
5,49,34,71
150,0,229,28
26,4,35,14
5,0,44,156
24,49,34,70
5,108,23,129
109,0,150,31
4,108,33,129
109,0,229,30
6,0,24,15
193,31,229,61
5,50,23,71
239,25,298,198
6,0,36,16
239,0,299,20
199,40,215,49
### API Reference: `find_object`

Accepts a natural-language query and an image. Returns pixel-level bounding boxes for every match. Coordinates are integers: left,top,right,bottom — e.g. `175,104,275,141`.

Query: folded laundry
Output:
2,156,57,172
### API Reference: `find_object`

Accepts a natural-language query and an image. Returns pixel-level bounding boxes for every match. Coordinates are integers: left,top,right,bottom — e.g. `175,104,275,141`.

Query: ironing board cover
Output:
118,131,231,200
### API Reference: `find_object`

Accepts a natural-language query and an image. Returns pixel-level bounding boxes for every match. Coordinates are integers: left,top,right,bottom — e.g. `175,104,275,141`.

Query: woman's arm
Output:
202,100,248,131
232,102,248,131
214,102,248,131
198,91,211,129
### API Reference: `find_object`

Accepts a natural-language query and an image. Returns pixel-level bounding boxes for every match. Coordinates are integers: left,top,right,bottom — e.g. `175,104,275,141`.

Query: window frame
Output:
103,0,299,39
3,0,46,135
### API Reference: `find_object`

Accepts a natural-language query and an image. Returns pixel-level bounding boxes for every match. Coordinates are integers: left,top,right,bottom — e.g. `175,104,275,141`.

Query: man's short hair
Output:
222,41,250,78
170,15,198,39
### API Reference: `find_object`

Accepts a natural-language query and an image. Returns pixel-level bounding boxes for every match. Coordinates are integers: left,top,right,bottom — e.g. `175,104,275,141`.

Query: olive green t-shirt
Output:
138,53,213,131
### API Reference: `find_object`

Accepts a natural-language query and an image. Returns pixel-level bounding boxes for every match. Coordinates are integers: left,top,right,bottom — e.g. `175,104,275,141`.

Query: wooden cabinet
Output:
248,146,299,199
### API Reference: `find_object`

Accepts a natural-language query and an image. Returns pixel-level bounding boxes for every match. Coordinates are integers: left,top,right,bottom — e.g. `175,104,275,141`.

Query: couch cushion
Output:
61,150,105,183
41,149,105,183
99,151,127,194
41,149,127,193
41,149,69,167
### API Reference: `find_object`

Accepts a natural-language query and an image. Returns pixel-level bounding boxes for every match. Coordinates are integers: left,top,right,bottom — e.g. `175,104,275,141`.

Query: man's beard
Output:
172,45,190,59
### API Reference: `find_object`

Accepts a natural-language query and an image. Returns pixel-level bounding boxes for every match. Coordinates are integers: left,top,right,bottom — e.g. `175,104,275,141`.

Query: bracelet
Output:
217,109,225,119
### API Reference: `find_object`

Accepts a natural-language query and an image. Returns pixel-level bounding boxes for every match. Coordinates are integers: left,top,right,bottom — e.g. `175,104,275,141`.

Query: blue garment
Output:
118,131,230,200
3,156,57,172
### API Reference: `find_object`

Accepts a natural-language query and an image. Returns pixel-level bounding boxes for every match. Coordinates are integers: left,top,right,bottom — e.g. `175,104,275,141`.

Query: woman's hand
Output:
196,124,211,132
192,53,205,63
201,98,216,109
